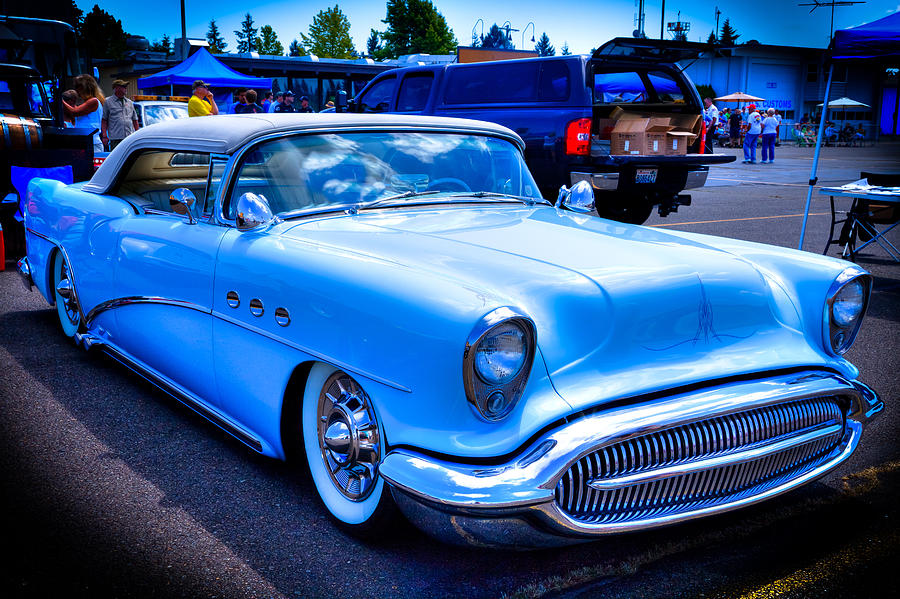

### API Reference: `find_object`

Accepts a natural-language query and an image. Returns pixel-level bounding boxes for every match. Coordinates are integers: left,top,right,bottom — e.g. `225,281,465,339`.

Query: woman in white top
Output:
62,74,105,153
760,108,779,164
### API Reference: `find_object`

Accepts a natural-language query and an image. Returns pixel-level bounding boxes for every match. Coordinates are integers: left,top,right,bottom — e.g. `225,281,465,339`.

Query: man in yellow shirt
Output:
188,80,219,117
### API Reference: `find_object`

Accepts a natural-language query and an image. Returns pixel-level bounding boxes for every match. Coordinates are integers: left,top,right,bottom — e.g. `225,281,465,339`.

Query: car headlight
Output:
463,308,536,421
824,268,871,356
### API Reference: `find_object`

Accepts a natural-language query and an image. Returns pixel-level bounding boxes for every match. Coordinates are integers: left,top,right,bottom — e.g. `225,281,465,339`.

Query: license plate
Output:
635,168,658,184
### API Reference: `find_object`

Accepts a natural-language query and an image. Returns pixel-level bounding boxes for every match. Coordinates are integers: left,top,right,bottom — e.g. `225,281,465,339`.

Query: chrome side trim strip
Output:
78,333,264,453
585,422,843,491
84,296,211,327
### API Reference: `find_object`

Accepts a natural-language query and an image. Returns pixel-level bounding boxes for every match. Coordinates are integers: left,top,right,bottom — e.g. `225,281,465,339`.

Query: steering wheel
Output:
426,178,471,192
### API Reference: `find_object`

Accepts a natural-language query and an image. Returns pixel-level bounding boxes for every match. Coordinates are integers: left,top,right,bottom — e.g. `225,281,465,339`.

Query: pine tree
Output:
206,19,227,53
560,41,571,55
258,25,284,55
535,32,554,56
381,0,457,58
719,18,739,46
300,5,355,59
481,23,514,49
366,29,382,57
80,5,128,59
235,13,260,53
707,30,717,44
288,39,306,56
150,34,172,55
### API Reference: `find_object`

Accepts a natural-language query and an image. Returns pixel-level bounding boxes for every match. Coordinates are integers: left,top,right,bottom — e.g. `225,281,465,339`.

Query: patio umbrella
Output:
816,97,871,128
714,92,766,102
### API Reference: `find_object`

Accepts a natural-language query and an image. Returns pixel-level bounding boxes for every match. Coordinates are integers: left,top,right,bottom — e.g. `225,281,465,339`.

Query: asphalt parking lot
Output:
1,141,898,599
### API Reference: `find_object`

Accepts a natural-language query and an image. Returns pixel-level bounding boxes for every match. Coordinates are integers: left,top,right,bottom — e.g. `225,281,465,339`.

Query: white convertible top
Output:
83,113,523,195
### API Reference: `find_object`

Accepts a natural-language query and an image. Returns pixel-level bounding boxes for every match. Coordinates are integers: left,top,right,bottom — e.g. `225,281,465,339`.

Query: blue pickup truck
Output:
350,38,734,224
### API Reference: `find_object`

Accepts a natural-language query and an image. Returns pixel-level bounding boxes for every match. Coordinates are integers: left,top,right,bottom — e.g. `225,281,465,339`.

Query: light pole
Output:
501,21,520,48
522,22,535,50
472,18,484,46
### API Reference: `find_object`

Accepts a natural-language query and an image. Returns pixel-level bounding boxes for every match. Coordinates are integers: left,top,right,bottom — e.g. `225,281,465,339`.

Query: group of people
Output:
61,74,139,152
702,98,783,164
186,81,321,117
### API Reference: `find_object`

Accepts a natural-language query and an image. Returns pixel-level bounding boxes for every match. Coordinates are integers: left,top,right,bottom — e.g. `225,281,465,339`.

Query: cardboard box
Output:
609,107,699,155
665,131,698,155
610,117,650,155
645,117,674,155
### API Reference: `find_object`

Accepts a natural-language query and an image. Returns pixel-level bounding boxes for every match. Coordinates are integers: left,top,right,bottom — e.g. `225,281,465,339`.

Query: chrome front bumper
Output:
379,371,882,548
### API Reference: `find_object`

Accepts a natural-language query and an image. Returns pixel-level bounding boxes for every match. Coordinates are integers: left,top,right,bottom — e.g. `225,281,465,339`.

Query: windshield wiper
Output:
358,190,442,211
448,191,549,205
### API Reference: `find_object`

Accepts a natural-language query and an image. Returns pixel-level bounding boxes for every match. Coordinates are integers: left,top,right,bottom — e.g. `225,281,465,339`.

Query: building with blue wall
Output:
684,42,893,137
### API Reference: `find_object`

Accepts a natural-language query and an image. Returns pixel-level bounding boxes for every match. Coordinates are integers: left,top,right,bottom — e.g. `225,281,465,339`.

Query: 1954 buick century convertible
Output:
17,114,882,547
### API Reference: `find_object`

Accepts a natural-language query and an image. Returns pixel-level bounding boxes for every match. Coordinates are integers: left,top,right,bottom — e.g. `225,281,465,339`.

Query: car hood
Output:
281,204,827,413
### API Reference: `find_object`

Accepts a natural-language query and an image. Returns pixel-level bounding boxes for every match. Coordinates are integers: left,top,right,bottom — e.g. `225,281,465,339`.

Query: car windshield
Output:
227,131,543,218
143,104,188,125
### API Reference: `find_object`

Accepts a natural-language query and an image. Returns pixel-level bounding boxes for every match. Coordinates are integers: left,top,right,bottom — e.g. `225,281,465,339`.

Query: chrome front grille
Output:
555,396,847,524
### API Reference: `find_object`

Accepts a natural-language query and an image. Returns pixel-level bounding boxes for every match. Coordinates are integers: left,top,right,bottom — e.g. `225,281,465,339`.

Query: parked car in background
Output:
18,114,880,548
132,98,189,127
350,38,734,224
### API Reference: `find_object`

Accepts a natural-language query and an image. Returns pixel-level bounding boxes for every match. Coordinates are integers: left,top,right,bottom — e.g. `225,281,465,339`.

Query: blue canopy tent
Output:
798,11,900,250
138,48,271,113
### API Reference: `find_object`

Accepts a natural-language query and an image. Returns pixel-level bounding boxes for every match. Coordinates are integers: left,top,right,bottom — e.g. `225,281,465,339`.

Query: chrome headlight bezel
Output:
823,267,871,356
463,307,536,422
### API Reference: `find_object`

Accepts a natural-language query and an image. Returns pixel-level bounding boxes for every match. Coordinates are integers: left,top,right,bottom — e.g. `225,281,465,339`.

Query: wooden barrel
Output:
0,114,42,150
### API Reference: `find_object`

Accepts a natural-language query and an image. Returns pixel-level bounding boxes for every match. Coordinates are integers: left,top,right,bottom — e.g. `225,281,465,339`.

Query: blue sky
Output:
78,0,898,55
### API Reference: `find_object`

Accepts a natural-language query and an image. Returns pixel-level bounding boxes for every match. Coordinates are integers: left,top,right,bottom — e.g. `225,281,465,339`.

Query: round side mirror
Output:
169,187,197,224
235,192,275,231
559,180,595,213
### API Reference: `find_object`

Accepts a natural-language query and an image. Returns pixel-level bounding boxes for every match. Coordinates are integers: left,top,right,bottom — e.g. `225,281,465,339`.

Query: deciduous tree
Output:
235,13,259,53
381,0,456,58
300,5,355,59
535,32,554,56
258,25,284,56
206,19,227,53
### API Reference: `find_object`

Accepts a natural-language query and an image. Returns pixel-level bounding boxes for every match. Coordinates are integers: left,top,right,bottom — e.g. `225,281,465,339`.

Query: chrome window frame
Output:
214,126,528,227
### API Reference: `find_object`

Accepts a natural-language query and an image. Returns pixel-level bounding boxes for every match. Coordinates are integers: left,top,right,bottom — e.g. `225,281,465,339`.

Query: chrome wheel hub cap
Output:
56,264,79,325
317,372,381,501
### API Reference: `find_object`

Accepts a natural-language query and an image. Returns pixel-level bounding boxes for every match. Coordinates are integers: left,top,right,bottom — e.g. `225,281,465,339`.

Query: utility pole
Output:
180,0,186,41
714,7,722,41
660,0,665,39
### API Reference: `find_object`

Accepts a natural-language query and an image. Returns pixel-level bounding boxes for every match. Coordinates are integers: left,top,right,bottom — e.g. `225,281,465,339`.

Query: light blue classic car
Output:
17,114,881,547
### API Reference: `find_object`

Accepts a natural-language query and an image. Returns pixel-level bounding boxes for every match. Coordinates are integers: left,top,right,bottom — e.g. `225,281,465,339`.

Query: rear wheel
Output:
301,362,397,536
52,251,80,337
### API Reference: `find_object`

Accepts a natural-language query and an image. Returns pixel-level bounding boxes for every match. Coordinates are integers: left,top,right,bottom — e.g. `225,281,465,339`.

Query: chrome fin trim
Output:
84,296,211,327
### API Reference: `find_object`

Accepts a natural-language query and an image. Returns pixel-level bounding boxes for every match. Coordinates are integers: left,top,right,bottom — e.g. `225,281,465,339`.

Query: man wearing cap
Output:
274,91,296,113
101,79,139,150
189,80,219,117
298,95,314,113
267,91,284,113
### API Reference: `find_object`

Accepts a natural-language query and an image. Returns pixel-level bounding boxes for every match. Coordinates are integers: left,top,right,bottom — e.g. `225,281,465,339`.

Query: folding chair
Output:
829,172,900,262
